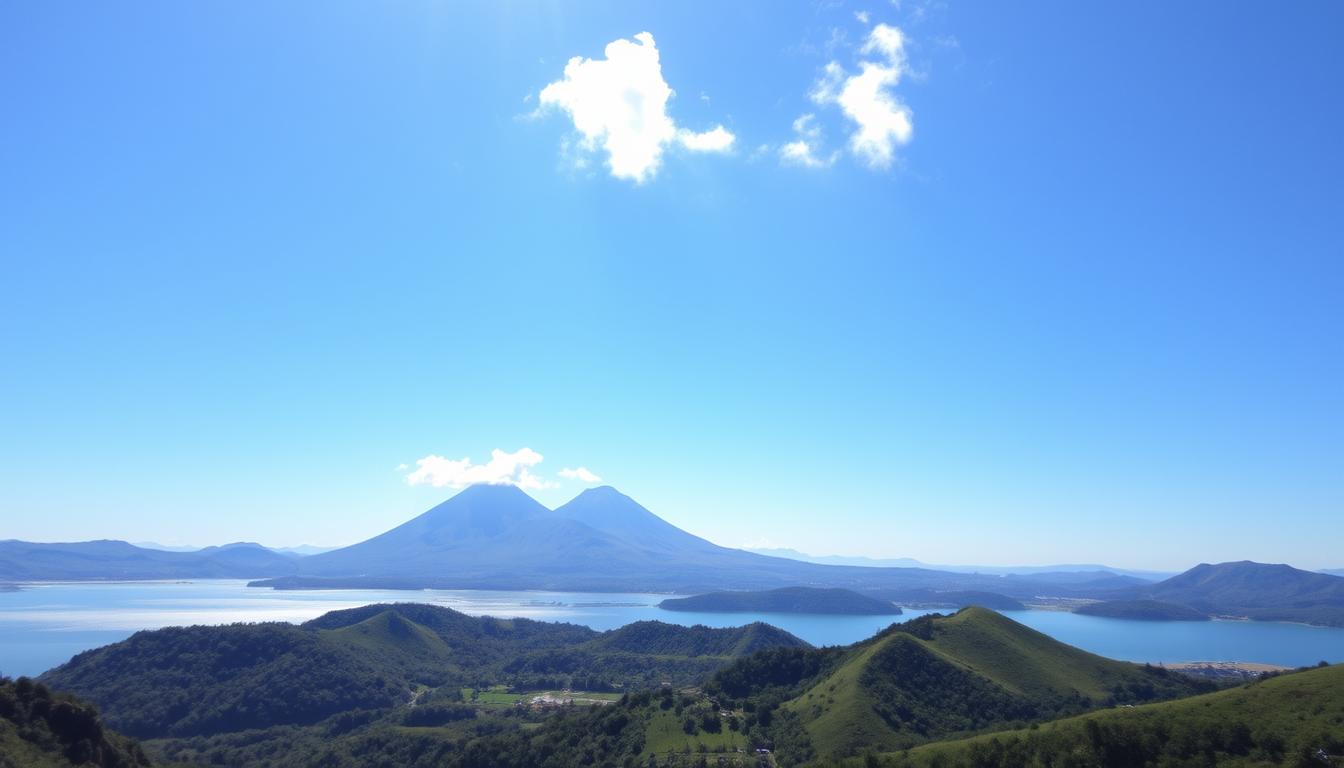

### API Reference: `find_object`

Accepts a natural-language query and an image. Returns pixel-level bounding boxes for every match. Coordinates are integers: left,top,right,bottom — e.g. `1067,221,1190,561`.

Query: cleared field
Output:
461,686,624,708
641,708,749,758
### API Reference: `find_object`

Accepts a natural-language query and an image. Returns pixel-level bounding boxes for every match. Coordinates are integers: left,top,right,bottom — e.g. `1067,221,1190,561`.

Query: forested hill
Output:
590,620,809,656
1147,561,1344,625
772,607,1210,759
0,676,152,767
659,587,902,615
38,603,807,740
882,662,1344,767
28,607,1237,768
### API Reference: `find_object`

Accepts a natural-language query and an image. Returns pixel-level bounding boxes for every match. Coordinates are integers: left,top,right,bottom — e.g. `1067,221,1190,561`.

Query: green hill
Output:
781,608,1206,758
320,608,457,680
872,663,1344,767
589,620,810,656
38,603,807,744
660,587,902,615
39,622,409,738
0,677,152,767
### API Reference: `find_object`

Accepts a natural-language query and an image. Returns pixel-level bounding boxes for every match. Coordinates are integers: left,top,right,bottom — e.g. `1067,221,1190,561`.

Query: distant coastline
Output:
658,587,902,616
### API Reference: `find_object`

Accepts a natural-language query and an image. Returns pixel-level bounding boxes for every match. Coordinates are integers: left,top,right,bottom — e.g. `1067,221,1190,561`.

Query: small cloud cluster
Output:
403,449,603,490
779,114,837,168
537,32,735,183
788,22,914,170
559,466,603,483
404,448,555,490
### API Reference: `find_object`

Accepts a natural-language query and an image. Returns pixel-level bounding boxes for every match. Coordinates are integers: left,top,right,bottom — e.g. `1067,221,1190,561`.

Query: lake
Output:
2,580,1341,677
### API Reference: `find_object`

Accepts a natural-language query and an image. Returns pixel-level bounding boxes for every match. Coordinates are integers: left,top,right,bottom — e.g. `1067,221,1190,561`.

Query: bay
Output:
1,580,1341,677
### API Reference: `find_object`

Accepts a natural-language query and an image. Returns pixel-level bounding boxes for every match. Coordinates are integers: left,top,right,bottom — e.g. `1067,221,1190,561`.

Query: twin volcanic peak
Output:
252,484,1100,595
282,484,757,589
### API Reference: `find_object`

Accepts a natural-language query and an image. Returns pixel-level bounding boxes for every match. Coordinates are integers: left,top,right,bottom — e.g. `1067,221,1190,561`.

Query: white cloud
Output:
677,126,735,152
808,22,914,169
559,466,603,483
537,32,735,183
404,448,557,490
779,114,836,169
855,10,870,24
863,22,906,61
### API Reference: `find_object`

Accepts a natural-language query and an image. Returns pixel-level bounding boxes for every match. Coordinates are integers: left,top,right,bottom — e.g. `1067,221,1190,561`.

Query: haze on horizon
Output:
1,1,1341,573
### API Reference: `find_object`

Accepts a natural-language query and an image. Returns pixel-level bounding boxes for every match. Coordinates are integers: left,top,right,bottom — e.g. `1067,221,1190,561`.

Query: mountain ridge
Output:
1078,560,1344,627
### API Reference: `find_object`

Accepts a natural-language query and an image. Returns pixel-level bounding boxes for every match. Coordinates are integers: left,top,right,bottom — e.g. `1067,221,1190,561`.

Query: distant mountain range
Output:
132,541,339,556
246,485,1148,597
745,546,1174,581
7,485,1344,627
0,539,299,581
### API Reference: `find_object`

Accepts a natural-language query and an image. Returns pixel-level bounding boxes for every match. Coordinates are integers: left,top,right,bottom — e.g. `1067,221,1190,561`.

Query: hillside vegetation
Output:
865,662,1344,767
0,677,151,768
26,605,1274,768
777,608,1207,759
39,603,806,742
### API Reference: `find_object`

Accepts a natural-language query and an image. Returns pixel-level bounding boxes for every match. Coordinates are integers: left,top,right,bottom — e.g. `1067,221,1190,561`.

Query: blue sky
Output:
2,1,1341,570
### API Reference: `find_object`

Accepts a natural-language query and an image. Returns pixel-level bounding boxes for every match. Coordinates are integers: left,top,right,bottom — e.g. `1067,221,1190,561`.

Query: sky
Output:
2,1,1341,571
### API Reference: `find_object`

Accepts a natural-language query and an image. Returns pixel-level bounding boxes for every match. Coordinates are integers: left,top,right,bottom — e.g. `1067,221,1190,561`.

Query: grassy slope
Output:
879,663,1344,767
320,609,455,674
787,634,901,756
786,608,1200,758
922,608,1140,699
641,709,749,757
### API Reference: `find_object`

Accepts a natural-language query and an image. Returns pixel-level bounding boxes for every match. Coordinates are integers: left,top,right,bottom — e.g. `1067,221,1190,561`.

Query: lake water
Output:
1,580,1341,677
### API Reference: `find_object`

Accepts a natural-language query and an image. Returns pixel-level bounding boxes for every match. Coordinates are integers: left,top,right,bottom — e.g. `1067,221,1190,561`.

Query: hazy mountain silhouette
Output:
11,487,1337,622
1145,561,1344,625
746,546,1172,581
550,486,723,556
0,539,298,581
253,485,1158,596
1079,561,1344,626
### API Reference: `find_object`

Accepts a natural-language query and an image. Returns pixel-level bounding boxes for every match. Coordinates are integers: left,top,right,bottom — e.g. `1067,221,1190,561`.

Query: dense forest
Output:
0,677,151,768
38,603,808,759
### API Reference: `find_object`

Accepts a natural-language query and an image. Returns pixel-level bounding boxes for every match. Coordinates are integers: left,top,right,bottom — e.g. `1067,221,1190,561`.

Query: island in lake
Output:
1075,599,1210,621
658,586,901,615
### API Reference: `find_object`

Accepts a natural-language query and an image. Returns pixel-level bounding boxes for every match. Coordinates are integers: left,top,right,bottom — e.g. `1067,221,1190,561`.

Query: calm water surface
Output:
1,580,1341,677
